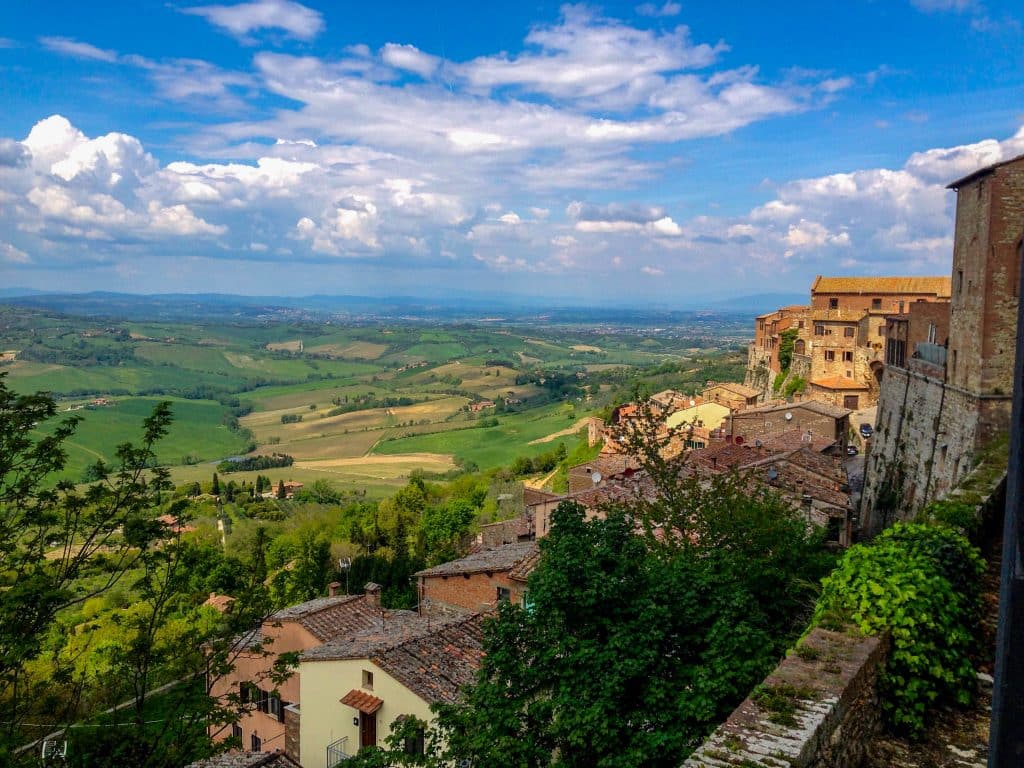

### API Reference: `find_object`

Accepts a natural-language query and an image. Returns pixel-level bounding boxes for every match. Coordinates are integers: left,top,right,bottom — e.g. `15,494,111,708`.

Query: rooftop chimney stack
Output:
328,581,342,597
364,582,382,609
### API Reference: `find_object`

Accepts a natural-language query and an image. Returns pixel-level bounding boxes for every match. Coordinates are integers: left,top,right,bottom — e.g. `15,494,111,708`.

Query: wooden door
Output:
360,711,377,749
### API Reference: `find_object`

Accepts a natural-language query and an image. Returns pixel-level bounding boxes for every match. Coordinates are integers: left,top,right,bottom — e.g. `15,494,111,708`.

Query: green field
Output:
374,402,589,469
2,303,746,490
34,397,251,481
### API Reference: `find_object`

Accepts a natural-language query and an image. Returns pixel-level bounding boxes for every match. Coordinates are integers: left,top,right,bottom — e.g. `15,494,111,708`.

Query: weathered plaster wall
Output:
683,629,886,768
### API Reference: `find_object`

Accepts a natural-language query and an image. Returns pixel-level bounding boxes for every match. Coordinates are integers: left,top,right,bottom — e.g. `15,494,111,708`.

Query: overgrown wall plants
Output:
811,523,983,738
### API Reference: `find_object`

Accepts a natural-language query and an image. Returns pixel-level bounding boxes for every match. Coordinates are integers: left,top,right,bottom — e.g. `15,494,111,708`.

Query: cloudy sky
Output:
1,0,1022,304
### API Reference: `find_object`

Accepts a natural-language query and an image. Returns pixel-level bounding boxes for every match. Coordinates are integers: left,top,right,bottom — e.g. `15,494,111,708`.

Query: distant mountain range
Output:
0,289,802,323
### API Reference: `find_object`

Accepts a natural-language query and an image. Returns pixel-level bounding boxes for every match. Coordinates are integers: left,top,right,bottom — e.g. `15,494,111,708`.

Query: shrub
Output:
812,523,983,738
918,498,979,536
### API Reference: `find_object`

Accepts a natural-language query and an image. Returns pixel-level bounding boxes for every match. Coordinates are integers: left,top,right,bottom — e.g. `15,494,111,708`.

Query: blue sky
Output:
1,0,1022,304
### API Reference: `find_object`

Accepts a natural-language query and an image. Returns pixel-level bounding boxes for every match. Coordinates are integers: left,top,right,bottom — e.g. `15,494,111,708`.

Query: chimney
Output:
364,582,382,609
328,581,342,597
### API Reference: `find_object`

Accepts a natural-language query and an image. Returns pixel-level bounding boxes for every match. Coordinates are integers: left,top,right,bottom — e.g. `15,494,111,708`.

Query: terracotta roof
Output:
946,152,1024,189
688,442,780,472
415,542,538,578
523,487,560,505
301,612,431,661
567,454,642,479
203,593,236,613
186,751,299,768
370,613,487,704
731,399,851,419
810,376,869,391
340,688,384,714
758,429,837,454
269,594,388,642
704,382,760,399
811,275,951,298
508,548,542,582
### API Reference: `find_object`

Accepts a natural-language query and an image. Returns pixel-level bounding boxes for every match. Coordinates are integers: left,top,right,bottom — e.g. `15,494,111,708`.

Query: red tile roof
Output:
340,688,384,714
370,613,487,704
810,376,869,390
269,594,392,642
415,542,538,578
811,275,951,297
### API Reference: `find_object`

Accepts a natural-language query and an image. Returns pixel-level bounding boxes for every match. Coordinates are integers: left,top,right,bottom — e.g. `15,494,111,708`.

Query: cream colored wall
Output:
299,658,435,768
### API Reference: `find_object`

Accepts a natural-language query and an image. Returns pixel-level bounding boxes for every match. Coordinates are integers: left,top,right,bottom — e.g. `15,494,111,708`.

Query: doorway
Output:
360,711,377,749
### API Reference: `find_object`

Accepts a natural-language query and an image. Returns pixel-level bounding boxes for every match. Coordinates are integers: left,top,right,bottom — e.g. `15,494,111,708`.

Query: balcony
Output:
327,736,351,767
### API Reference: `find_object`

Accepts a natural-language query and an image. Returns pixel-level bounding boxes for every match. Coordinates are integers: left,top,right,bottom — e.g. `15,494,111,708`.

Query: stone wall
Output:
284,705,300,764
683,629,887,768
860,360,1012,534
746,343,775,400
418,571,524,616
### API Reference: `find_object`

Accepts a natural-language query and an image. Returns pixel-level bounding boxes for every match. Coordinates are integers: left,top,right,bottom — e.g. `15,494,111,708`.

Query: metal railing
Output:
327,736,351,767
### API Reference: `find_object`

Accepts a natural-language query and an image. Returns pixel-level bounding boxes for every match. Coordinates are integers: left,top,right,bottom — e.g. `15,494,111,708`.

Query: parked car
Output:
846,445,859,456
859,423,874,438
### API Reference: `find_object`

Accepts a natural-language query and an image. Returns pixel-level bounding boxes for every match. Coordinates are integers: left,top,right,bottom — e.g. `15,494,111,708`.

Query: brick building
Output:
746,276,951,407
415,542,538,616
701,381,761,411
861,153,1024,528
724,400,850,453
298,613,485,766
212,585,400,756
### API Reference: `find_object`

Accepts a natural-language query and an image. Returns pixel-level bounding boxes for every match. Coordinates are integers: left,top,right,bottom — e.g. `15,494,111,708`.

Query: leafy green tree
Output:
420,500,475,566
0,375,170,759
211,472,220,497
276,480,286,500
432,472,833,768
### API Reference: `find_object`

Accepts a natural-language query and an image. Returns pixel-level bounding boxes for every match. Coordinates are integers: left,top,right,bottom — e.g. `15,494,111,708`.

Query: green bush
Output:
918,498,979,535
812,523,983,738
783,376,806,397
772,372,786,393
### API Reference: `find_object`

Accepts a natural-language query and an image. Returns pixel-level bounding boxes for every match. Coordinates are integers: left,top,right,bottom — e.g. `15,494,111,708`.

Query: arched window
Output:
794,339,805,355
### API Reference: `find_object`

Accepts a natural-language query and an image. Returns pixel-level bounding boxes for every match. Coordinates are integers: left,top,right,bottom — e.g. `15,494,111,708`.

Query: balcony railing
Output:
327,736,351,767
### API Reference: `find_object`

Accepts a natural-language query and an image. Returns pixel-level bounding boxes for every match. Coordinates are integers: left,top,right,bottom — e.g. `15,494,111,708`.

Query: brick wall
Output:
419,571,524,616
284,705,300,764
683,629,887,768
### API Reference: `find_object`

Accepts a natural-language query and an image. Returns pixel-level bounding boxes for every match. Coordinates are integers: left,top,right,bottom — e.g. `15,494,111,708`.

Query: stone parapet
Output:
683,629,886,768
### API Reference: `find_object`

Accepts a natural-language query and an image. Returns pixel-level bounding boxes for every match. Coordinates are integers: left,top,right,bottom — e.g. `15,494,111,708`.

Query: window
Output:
797,320,805,329
843,326,855,338
269,694,284,723
878,325,885,337
251,734,262,752
231,724,243,743
824,351,835,361
496,586,511,603
829,298,839,309
257,687,270,714
814,325,825,336
842,351,853,362
362,670,374,690
957,269,963,295
794,339,805,355
871,298,882,310
404,726,426,756
239,682,250,705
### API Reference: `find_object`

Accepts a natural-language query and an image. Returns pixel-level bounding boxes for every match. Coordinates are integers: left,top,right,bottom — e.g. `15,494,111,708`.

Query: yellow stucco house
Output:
297,613,485,768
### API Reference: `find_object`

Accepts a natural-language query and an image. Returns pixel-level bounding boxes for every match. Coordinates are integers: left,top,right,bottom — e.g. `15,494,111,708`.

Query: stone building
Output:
415,542,537,616
701,381,761,411
212,585,399,756
724,400,851,454
861,153,1024,530
746,276,951,407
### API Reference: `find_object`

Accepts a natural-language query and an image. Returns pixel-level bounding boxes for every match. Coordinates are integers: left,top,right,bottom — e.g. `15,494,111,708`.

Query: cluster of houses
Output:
195,151,1024,768
194,381,860,768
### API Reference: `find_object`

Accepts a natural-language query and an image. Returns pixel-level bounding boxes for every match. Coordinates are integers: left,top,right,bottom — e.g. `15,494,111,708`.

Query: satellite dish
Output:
591,471,602,485
785,412,794,421
689,399,696,407
755,439,763,448
767,469,779,482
